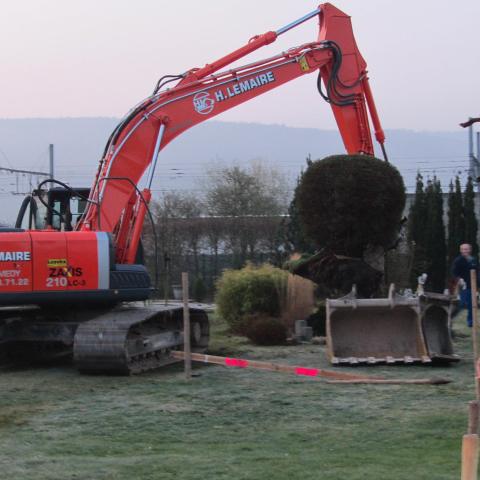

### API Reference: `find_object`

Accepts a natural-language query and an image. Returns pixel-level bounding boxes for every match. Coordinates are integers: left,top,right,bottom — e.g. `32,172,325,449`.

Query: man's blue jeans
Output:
459,288,473,327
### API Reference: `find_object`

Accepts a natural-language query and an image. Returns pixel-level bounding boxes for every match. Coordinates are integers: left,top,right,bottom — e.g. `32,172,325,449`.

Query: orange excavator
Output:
0,4,388,374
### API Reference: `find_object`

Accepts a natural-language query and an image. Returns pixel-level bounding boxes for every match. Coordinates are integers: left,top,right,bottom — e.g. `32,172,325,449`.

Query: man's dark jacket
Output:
452,255,479,289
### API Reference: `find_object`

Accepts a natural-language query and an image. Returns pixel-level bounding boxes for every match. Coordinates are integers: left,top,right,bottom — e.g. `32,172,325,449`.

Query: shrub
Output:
215,264,288,333
306,303,326,336
193,276,207,303
295,154,406,257
245,315,287,345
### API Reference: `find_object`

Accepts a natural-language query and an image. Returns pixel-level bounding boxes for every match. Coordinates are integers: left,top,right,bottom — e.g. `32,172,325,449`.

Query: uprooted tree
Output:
288,154,406,297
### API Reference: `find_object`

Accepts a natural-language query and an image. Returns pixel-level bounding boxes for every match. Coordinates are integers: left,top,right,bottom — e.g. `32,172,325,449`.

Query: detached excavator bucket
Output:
326,285,459,365
420,292,458,363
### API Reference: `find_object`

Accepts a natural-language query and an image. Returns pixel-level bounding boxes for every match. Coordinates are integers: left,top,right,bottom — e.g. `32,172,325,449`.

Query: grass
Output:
0,311,477,479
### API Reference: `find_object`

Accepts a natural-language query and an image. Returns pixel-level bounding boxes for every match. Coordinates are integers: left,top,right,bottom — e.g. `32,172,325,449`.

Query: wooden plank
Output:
170,351,451,385
171,351,375,380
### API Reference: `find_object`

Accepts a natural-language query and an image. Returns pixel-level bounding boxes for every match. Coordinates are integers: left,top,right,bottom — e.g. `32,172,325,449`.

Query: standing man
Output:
452,243,479,327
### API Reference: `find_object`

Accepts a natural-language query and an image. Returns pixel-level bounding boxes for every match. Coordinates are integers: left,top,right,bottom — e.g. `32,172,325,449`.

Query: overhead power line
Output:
0,166,49,176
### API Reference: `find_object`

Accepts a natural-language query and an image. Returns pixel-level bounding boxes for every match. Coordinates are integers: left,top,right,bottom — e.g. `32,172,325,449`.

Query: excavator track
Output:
73,304,209,375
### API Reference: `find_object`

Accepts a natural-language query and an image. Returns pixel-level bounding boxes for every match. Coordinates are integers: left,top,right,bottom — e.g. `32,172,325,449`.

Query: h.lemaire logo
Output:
193,91,215,115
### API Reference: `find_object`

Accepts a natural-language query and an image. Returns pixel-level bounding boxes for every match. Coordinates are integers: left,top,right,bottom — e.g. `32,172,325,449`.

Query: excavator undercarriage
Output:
0,303,209,374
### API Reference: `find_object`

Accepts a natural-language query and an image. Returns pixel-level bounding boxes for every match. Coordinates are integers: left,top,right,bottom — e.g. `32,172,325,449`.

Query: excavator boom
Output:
79,3,386,264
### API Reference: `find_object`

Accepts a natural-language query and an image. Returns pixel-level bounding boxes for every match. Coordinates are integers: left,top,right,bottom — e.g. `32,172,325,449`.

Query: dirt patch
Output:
0,404,48,428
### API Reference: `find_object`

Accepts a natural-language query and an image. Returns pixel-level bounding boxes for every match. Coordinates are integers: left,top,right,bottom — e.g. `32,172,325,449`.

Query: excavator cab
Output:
15,187,90,231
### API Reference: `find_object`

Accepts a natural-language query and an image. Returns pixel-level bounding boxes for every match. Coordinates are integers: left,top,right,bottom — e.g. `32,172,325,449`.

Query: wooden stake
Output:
170,351,451,385
471,269,479,400
468,401,479,435
461,434,479,480
182,272,191,380
463,402,480,480
461,274,480,480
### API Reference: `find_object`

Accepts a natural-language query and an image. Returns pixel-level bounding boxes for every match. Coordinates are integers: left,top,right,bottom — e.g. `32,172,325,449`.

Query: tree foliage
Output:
295,154,405,257
446,175,478,270
424,178,447,292
409,175,447,292
283,156,315,254
205,161,289,267
447,177,465,266
206,161,288,217
143,160,290,298
408,173,429,286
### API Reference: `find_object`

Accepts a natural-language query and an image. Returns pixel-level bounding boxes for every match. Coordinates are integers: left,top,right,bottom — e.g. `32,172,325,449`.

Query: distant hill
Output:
0,118,469,223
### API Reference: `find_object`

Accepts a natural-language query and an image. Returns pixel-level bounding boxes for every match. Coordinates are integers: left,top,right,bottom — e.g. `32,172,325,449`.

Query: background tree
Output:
283,156,315,254
424,178,447,292
143,160,289,299
447,176,466,266
205,161,288,267
408,173,429,286
205,162,287,217
464,176,478,255
148,192,202,295
447,178,462,266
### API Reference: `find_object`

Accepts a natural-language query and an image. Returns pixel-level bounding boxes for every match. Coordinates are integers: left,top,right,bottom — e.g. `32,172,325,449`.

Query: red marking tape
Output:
476,358,480,380
295,367,319,377
225,357,249,368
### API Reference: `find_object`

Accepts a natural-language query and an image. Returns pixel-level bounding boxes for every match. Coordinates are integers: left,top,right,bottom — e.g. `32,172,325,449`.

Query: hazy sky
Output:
0,0,479,131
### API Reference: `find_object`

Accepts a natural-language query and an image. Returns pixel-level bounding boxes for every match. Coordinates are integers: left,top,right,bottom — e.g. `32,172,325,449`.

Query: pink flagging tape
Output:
476,359,480,380
225,357,249,368
295,367,319,377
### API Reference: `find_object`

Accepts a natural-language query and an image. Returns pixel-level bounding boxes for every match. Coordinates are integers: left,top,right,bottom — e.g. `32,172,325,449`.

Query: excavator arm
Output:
79,3,387,264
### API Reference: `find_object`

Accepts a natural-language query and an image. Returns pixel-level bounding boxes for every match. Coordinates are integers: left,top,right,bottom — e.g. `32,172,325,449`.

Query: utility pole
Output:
469,123,474,176
49,144,55,180
460,118,480,183
477,132,480,164
460,118,480,235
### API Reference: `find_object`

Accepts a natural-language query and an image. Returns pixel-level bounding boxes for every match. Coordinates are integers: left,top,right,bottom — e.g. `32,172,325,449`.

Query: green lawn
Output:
0,312,477,479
